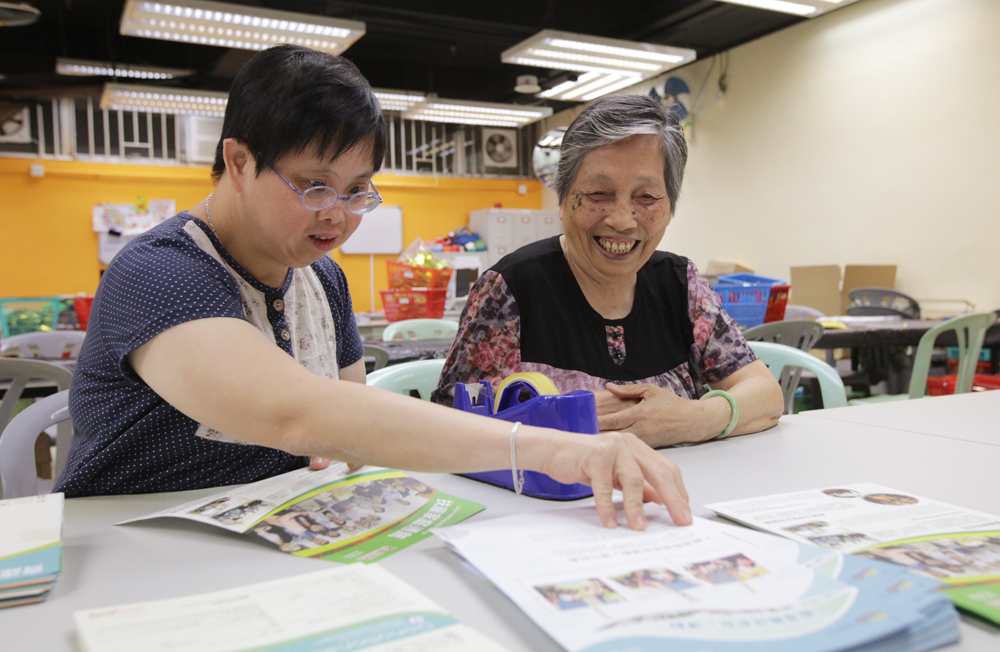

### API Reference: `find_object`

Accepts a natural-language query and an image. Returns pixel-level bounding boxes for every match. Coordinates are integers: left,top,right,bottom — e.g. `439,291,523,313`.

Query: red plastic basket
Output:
925,374,1000,396
379,288,448,322
386,261,454,290
74,296,94,331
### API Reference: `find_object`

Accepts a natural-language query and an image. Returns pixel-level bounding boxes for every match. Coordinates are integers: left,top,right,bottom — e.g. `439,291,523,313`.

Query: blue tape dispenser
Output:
453,372,597,500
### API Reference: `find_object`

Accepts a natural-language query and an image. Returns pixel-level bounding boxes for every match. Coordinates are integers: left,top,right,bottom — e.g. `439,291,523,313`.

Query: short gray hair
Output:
554,94,688,210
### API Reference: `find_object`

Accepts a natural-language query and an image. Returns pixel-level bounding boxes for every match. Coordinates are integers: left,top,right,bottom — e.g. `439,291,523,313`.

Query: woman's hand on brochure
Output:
532,430,691,531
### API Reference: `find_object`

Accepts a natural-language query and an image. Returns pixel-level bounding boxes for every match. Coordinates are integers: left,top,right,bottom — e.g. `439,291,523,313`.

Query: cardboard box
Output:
703,260,753,285
790,265,842,317
841,265,897,313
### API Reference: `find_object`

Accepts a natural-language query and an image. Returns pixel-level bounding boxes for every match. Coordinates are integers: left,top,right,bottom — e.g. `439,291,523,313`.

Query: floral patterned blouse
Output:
431,237,756,406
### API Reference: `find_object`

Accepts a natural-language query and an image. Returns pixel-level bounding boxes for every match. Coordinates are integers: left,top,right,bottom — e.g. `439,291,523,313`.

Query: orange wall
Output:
0,158,541,310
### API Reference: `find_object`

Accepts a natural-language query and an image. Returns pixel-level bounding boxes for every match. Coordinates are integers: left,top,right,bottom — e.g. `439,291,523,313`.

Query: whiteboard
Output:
340,205,403,254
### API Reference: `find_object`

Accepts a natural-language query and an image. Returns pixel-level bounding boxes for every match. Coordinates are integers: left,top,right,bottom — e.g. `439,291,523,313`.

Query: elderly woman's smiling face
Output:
560,134,671,283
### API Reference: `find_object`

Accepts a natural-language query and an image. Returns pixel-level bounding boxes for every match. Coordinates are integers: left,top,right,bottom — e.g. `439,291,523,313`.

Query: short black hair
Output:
211,45,387,182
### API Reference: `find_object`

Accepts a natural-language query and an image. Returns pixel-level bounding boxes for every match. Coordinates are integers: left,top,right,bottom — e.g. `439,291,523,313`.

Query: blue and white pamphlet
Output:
0,492,63,609
436,504,960,652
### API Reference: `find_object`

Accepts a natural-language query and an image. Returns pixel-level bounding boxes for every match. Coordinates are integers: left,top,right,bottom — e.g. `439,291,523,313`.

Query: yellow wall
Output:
332,175,542,311
0,158,541,310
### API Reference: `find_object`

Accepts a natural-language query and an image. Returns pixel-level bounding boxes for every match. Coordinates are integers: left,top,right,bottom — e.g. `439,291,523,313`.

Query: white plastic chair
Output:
1,330,86,360
0,390,71,498
382,319,458,342
366,359,446,401
748,341,847,409
0,358,73,434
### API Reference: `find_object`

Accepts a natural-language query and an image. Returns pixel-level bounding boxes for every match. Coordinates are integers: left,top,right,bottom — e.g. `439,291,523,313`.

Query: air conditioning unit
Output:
0,107,32,143
185,115,223,164
482,128,518,169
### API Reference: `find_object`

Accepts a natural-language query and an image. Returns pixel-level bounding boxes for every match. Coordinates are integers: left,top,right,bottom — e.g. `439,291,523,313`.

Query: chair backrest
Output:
362,344,390,371
382,319,458,342
366,358,446,401
748,341,847,410
908,312,996,399
0,358,73,435
744,322,826,414
0,390,71,499
0,330,86,360
782,304,826,321
846,287,920,319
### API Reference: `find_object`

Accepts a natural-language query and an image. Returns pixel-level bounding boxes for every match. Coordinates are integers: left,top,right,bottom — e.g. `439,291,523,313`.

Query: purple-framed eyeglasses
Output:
258,153,383,214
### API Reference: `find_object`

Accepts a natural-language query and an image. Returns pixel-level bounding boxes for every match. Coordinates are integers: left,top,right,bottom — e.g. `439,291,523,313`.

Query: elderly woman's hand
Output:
597,383,716,447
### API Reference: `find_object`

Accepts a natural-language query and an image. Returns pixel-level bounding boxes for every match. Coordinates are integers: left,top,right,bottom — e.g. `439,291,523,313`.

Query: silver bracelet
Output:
509,421,524,495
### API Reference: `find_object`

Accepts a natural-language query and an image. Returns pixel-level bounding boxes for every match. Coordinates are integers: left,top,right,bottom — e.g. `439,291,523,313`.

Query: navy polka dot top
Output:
54,213,363,497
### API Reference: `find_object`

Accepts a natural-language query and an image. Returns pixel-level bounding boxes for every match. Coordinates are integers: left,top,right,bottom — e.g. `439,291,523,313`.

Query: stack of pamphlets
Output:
124,464,484,564
437,503,960,652
75,564,510,652
0,492,63,608
707,482,1000,626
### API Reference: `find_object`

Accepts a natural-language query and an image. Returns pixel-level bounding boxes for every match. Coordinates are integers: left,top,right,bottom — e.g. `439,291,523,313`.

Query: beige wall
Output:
547,0,1000,312
665,0,1000,312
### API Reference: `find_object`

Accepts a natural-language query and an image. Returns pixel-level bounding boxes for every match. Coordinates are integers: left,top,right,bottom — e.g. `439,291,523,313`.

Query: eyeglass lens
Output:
301,186,380,214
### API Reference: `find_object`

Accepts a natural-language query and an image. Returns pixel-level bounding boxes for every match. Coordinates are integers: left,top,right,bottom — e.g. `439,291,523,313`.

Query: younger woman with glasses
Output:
55,45,691,532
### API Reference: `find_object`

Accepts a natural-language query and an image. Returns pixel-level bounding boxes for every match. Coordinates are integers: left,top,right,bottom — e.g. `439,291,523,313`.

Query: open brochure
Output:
707,482,1000,625
436,504,959,652
74,564,509,652
0,493,63,609
123,464,483,564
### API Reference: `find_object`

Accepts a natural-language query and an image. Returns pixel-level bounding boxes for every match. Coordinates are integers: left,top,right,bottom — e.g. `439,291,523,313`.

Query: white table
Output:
3,410,1000,650
798,389,1000,446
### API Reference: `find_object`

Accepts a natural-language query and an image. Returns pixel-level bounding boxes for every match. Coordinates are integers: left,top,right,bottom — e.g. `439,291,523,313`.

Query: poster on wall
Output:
92,199,176,235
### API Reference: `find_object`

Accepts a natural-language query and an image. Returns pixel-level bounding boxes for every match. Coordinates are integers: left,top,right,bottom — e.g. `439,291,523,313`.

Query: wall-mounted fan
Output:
0,106,31,143
482,128,518,169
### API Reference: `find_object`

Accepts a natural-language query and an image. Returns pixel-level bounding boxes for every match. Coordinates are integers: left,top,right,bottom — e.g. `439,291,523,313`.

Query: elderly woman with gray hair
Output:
433,94,783,446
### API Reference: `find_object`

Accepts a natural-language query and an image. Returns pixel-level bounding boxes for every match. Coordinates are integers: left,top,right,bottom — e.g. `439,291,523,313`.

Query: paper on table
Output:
707,482,1000,624
436,504,956,652
74,564,510,652
122,464,484,564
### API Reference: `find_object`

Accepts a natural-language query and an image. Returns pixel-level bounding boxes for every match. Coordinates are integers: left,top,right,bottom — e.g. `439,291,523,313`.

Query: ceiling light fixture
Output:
502,30,695,102
714,0,860,18
514,75,541,94
403,99,552,128
100,83,229,117
373,89,426,112
57,57,193,80
0,2,41,27
119,0,365,56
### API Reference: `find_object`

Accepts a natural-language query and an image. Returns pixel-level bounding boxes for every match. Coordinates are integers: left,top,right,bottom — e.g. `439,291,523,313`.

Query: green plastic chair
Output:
744,321,825,414
366,358,446,401
748,341,847,409
382,318,458,342
848,312,996,404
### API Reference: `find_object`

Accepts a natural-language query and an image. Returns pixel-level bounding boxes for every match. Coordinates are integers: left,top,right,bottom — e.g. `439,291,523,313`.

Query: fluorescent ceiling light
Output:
373,89,426,112
403,99,552,128
715,0,861,17
502,30,695,101
57,57,193,80
100,83,229,117
119,0,365,56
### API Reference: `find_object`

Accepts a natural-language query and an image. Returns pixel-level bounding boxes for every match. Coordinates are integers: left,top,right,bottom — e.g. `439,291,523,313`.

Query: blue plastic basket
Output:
453,379,598,500
0,297,63,337
712,284,772,329
714,273,791,328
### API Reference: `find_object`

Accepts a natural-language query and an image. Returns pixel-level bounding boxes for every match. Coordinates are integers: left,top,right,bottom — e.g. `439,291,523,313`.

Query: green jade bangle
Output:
700,389,739,440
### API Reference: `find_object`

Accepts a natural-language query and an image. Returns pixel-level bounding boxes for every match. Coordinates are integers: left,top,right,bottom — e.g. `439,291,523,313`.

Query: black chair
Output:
846,287,920,319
